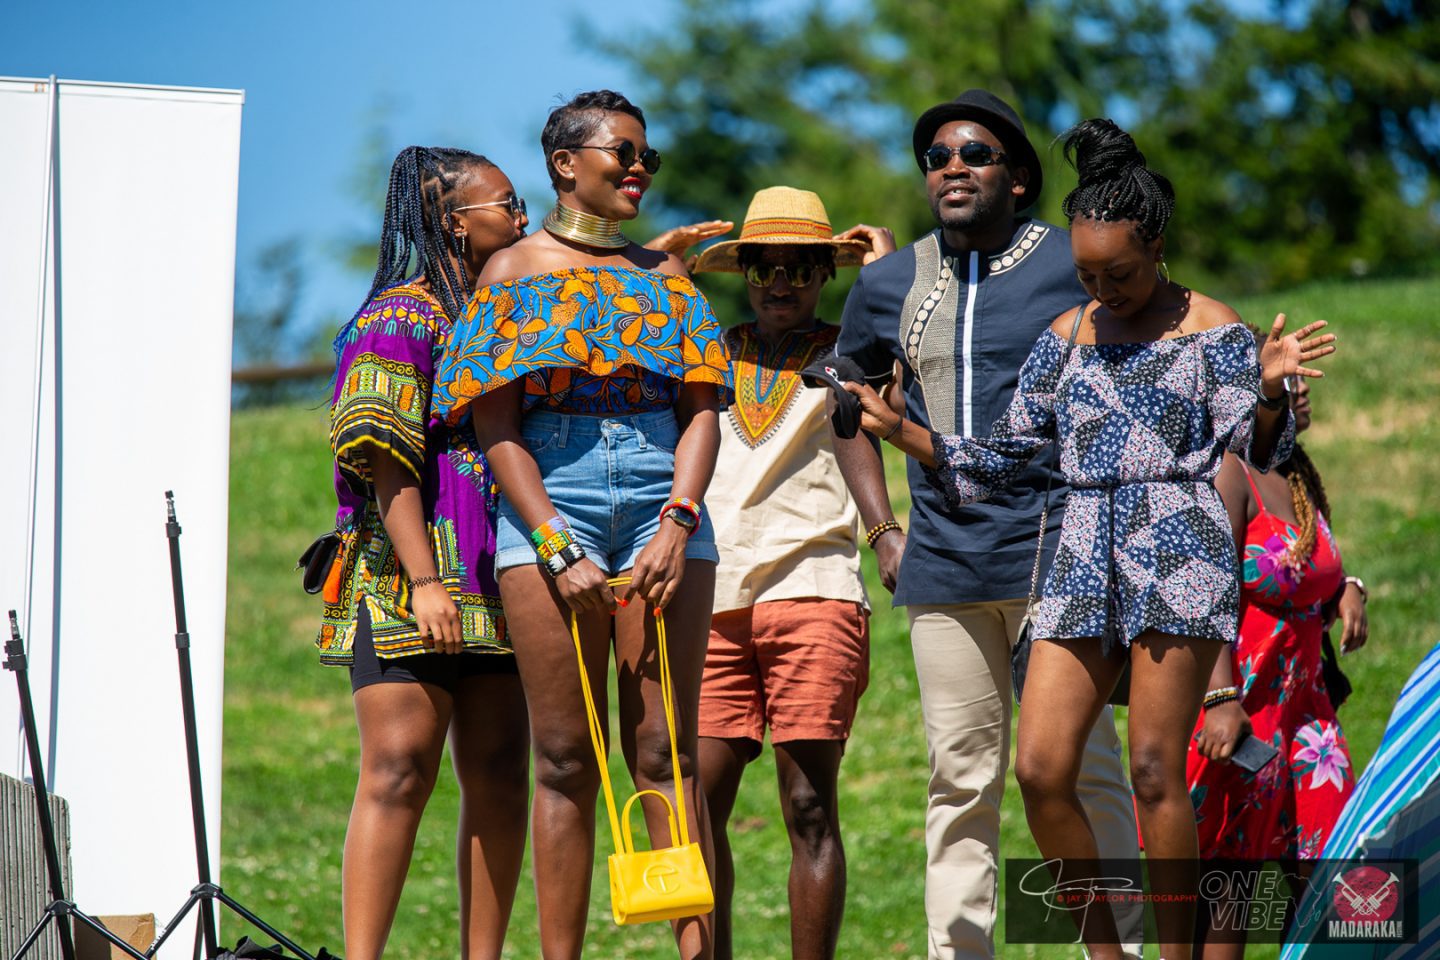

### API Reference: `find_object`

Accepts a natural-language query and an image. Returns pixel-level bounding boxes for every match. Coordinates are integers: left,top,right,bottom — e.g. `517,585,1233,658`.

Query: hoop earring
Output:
1157,259,1171,284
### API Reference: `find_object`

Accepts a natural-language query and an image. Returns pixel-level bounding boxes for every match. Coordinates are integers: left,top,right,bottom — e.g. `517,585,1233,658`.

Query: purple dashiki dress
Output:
315,282,508,665
931,321,1295,645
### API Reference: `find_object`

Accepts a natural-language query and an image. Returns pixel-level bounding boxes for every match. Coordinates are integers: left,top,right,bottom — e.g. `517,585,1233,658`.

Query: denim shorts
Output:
495,409,719,575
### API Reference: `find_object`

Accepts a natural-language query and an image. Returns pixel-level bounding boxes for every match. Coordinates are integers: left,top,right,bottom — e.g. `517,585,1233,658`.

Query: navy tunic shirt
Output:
837,218,1086,606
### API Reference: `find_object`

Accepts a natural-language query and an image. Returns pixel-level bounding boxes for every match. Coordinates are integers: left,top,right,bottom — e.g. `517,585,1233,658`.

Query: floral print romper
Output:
931,321,1294,647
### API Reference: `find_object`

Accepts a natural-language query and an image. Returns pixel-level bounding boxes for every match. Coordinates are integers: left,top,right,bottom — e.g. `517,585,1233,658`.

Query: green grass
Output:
220,275,1440,958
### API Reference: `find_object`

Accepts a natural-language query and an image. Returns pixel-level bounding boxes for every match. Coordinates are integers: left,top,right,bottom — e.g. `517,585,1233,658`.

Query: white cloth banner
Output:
0,77,242,953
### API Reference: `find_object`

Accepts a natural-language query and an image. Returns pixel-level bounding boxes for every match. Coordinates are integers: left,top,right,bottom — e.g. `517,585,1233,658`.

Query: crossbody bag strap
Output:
571,606,625,853
1024,305,1086,607
570,576,692,855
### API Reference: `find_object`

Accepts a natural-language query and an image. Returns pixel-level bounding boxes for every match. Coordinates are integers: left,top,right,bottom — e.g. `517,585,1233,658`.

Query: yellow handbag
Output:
571,578,715,925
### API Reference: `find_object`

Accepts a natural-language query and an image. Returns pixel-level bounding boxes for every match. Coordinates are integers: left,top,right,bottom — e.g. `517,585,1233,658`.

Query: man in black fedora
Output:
835,89,1142,959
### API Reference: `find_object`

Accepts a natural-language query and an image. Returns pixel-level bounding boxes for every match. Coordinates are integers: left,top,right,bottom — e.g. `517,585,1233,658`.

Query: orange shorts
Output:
698,598,869,745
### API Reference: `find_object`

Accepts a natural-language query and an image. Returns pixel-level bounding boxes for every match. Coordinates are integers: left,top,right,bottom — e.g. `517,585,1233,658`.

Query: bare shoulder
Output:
1184,291,1243,332
477,236,550,287
1048,303,1090,336
629,245,683,275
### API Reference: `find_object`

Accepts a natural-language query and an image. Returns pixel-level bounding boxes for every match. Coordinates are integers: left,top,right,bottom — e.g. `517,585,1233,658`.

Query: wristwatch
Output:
1256,387,1289,411
1345,575,1368,601
663,508,700,533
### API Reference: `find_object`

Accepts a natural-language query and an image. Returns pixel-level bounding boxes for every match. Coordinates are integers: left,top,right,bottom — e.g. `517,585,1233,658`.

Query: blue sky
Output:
8,0,659,355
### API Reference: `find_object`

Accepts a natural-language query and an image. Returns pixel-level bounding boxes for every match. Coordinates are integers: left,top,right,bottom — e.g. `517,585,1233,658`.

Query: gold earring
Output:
1157,259,1171,284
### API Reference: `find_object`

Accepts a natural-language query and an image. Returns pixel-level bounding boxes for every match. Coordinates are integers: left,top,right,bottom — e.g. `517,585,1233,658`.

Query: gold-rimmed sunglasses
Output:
453,194,528,222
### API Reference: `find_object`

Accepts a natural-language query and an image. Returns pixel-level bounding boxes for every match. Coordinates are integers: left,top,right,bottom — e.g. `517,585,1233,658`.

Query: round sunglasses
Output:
744,262,824,288
922,142,1008,172
569,139,663,175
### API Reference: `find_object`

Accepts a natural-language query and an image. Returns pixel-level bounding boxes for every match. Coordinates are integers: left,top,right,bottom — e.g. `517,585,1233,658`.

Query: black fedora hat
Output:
912,89,1043,210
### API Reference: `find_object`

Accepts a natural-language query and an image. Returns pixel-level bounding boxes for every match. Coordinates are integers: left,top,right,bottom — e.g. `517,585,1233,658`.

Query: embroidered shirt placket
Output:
961,251,979,437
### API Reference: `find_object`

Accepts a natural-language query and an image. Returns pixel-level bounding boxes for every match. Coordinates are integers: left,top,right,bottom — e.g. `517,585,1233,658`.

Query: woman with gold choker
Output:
431,89,729,959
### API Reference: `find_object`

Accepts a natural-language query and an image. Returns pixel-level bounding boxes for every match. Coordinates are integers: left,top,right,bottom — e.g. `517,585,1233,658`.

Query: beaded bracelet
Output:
1203,686,1240,709
865,520,902,549
659,497,702,536
531,516,580,563
410,575,443,590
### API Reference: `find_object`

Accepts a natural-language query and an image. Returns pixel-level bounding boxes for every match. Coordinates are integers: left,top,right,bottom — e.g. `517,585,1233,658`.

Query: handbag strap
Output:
1024,305,1087,607
570,577,692,856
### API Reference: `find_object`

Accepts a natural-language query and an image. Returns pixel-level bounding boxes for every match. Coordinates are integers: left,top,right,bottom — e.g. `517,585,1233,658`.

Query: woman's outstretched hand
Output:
1259,313,1337,398
842,380,903,439
834,223,898,265
644,220,734,260
840,380,938,467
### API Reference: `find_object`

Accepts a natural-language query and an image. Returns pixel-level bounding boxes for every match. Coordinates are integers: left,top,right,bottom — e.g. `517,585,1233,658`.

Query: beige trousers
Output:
908,600,1142,960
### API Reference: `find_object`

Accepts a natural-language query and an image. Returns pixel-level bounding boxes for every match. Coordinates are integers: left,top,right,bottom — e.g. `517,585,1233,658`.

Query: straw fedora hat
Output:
692,186,867,274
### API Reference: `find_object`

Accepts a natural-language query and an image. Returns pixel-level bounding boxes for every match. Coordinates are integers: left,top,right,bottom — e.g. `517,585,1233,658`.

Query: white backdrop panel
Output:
0,77,241,953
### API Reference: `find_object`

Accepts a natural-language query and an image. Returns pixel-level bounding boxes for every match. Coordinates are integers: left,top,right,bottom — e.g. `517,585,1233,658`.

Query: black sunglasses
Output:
744,262,823,288
569,139,662,175
922,142,1008,172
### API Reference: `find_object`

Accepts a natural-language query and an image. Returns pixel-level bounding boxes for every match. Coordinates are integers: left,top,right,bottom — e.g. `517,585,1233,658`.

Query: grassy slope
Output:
221,276,1440,958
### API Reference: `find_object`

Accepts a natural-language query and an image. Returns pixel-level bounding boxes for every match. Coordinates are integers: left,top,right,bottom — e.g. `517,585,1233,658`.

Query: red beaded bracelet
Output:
659,497,702,536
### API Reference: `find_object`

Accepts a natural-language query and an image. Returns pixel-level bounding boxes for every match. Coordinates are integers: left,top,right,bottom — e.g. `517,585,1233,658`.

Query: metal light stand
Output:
146,492,317,960
5,611,148,960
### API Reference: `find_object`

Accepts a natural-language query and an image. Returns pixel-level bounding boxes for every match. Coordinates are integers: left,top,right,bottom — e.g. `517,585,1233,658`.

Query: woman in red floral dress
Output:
1187,373,1369,956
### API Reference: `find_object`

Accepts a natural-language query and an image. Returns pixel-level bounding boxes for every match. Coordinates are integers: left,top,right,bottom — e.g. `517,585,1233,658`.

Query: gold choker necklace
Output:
543,204,628,250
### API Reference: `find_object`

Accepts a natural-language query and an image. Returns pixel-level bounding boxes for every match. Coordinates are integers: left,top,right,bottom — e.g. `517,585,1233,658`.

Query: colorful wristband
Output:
531,516,575,562
659,497,702,536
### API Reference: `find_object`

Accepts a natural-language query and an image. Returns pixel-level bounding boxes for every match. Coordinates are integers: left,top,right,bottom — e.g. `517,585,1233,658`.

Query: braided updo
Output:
1061,119,1175,242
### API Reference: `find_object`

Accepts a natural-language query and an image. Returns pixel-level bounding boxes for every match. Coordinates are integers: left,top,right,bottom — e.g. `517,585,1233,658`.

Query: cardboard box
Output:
74,914,155,960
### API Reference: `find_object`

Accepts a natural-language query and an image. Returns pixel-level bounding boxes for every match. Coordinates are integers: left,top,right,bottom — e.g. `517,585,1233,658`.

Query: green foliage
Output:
222,275,1440,958
1135,0,1440,290
593,0,1439,328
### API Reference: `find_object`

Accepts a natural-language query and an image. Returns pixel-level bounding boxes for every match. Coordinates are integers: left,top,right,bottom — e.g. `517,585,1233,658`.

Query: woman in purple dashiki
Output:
846,120,1337,960
317,146,531,960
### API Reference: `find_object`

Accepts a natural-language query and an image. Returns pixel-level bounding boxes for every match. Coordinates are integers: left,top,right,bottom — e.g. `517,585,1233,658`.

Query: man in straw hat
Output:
688,185,896,960
834,90,1142,958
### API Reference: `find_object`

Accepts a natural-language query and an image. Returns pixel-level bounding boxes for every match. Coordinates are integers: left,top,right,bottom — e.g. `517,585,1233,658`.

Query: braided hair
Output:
333,146,495,359
1061,119,1176,242
1279,444,1332,568
541,90,646,190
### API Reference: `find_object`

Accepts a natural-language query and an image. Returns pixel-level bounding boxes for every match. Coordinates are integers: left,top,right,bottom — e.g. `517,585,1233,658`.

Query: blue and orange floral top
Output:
431,266,731,421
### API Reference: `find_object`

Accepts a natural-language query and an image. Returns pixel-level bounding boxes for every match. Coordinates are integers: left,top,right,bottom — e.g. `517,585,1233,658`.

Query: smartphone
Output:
1231,734,1280,774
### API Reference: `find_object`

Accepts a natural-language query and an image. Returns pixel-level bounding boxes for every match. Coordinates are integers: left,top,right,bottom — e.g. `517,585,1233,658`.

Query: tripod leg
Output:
212,891,317,960
9,911,55,960
6,613,76,960
68,909,149,960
